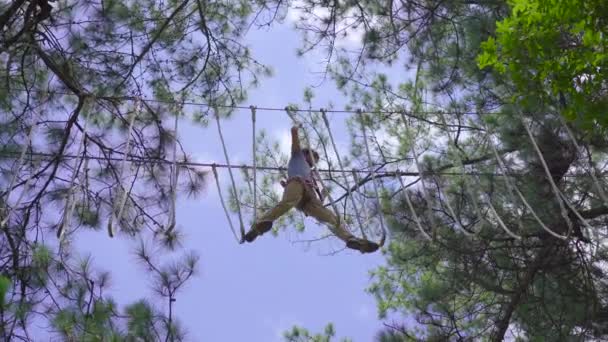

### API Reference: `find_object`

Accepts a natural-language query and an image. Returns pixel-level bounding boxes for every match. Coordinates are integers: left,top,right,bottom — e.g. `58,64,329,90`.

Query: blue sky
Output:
72,16,390,342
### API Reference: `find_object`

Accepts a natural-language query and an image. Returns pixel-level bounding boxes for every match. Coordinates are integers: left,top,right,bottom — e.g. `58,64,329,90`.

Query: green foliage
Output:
0,0,279,339
283,323,352,342
125,300,155,340
2,0,608,341
0,276,9,308
271,1,608,340
478,0,608,130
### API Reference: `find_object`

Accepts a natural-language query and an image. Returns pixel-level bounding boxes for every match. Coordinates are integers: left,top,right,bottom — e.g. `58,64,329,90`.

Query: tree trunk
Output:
491,246,552,341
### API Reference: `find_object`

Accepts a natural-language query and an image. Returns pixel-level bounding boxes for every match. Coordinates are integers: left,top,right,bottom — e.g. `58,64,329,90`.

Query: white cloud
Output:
286,0,365,49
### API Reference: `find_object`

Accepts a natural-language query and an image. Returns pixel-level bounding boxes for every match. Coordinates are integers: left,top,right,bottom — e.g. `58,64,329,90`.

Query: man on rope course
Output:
243,125,380,253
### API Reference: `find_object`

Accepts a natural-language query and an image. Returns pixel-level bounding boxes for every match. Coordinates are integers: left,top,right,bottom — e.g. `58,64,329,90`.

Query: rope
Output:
167,110,179,233
481,119,566,240
214,110,245,243
251,105,257,224
521,115,594,237
557,115,608,207
438,184,474,237
433,152,475,236
395,173,431,240
242,168,253,196
0,150,592,179
107,98,140,238
4,86,513,117
81,155,90,212
57,107,90,241
399,111,437,239
427,117,475,237
1,124,35,228
368,107,428,239
320,110,366,239
437,113,520,239
212,166,241,243
522,117,575,237
358,111,387,245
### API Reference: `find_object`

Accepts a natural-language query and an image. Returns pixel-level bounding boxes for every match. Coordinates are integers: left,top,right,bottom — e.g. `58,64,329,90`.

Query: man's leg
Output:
302,199,379,253
244,181,303,242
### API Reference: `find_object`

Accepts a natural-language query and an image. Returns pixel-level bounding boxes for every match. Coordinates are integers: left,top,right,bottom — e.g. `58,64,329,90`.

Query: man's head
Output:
301,148,320,166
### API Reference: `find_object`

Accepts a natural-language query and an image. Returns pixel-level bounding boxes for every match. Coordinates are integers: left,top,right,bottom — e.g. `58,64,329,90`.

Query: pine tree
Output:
247,0,608,340
0,0,278,340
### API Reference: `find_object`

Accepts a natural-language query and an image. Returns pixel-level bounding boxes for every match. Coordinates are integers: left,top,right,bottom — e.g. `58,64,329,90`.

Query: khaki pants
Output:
255,180,354,242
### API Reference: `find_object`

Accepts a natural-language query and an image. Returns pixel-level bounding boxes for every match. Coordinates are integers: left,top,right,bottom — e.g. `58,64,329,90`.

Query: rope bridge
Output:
1,96,605,249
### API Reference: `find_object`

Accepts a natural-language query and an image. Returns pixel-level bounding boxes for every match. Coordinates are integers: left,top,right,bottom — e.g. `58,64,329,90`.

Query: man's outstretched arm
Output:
291,125,301,154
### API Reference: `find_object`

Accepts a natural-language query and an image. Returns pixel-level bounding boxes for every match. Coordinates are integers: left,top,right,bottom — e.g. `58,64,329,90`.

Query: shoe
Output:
256,221,273,234
346,238,380,254
244,221,273,243
243,229,258,243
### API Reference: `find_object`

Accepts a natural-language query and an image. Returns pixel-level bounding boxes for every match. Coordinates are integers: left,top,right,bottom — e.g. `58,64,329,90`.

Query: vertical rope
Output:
422,116,474,236
250,105,258,224
416,121,474,236
357,110,387,242
167,109,179,232
81,154,90,211
398,111,437,238
396,171,431,240
240,167,256,233
1,124,36,228
57,106,91,241
367,111,429,239
212,165,241,243
437,113,520,239
439,185,474,237
214,109,245,242
242,168,253,196
107,98,140,237
557,115,608,207
521,116,579,237
321,110,367,239
481,118,566,239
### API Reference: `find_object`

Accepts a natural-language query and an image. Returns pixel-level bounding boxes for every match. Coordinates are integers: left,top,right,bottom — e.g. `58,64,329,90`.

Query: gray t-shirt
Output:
287,151,311,178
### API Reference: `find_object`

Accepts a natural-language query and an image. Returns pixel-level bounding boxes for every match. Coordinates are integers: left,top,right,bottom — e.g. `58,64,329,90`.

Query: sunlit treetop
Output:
478,0,608,131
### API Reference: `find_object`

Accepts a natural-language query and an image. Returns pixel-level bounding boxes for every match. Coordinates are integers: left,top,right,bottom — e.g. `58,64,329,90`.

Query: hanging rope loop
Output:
481,117,566,240
250,105,258,223
214,107,246,242
522,116,594,240
437,111,518,239
166,103,180,233
520,116,575,238
557,115,608,207
321,109,367,240
107,96,141,238
212,164,243,243
57,98,93,241
1,122,36,228
399,110,434,240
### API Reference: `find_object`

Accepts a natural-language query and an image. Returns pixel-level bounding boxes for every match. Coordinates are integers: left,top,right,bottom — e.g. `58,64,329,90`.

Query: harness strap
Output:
285,175,315,187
